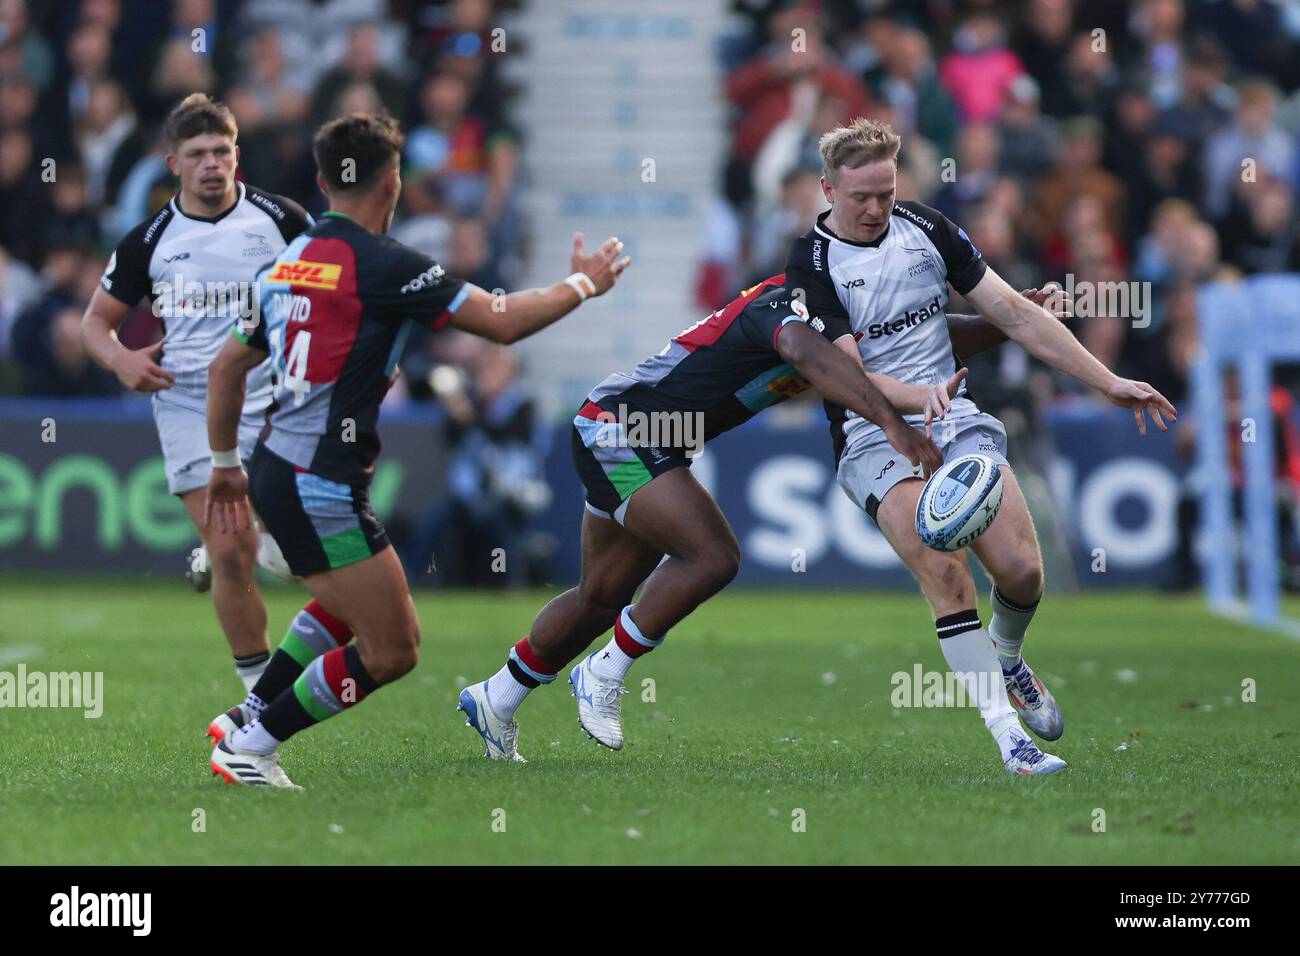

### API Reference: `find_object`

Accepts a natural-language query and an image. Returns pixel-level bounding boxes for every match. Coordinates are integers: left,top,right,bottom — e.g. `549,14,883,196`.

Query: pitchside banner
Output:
0,399,445,574
0,399,1183,585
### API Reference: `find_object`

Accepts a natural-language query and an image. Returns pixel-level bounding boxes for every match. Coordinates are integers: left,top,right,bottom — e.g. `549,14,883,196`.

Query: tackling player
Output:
784,119,1177,775
203,112,629,787
458,274,980,761
82,94,312,695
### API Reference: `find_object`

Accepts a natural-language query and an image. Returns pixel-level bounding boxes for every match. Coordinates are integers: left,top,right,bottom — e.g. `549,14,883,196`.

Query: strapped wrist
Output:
211,448,241,469
564,272,597,301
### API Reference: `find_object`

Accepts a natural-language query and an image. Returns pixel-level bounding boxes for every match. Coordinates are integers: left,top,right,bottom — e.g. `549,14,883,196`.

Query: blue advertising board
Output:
1,398,1188,587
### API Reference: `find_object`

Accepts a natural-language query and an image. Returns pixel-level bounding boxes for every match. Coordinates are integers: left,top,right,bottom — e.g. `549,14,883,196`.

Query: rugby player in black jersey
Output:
202,113,629,787
458,273,976,761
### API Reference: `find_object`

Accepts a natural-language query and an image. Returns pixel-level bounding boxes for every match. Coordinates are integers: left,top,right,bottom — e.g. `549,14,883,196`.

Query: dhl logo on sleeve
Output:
266,260,342,290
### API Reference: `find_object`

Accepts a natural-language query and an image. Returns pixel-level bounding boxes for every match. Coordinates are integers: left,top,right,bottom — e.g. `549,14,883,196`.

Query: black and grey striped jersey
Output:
784,200,988,461
584,275,813,446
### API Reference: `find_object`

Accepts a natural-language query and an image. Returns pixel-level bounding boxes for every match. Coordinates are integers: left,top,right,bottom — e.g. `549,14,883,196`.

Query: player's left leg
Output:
969,465,1063,740
180,489,270,689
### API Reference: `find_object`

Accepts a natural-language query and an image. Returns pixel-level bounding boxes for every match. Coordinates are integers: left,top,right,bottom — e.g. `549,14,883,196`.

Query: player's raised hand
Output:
571,232,631,296
1104,377,1178,436
1022,285,1072,321
924,367,969,438
111,338,174,392
203,466,252,535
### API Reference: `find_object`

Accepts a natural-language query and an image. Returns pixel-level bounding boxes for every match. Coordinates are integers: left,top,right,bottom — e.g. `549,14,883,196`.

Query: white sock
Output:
234,652,269,692
589,606,662,681
589,640,637,681
241,692,267,720
988,711,1029,762
486,665,533,720
935,611,1016,730
231,719,280,755
989,586,1040,672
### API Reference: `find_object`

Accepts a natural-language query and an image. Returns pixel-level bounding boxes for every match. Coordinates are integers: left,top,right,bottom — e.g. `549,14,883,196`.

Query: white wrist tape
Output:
211,448,241,468
564,272,597,301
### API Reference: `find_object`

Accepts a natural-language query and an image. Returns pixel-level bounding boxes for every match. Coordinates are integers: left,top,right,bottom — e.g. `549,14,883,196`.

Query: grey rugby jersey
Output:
100,182,313,410
784,200,988,461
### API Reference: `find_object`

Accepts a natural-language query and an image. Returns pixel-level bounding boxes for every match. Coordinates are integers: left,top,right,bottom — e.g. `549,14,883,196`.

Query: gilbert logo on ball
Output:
915,454,1004,551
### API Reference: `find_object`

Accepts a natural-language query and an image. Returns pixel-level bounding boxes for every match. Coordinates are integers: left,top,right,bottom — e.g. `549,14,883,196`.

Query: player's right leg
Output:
565,466,740,749
152,391,273,693
210,445,410,789
212,546,416,789
968,465,1063,741
850,445,1065,776
187,413,293,594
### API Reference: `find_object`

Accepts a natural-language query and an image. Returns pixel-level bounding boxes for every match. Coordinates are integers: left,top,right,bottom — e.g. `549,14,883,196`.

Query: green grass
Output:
1,582,1297,865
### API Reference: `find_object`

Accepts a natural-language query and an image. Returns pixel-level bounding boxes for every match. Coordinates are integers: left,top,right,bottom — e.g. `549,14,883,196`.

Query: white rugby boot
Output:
210,737,301,789
1003,657,1064,741
206,704,251,746
570,654,628,750
457,681,526,763
994,716,1068,776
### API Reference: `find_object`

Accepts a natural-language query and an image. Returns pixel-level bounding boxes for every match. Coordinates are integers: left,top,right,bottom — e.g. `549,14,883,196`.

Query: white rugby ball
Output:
915,454,1004,551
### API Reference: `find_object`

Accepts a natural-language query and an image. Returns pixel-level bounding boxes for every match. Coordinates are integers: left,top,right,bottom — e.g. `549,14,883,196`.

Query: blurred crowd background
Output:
705,0,1300,415
0,0,522,403
699,0,1300,587
3,0,1300,588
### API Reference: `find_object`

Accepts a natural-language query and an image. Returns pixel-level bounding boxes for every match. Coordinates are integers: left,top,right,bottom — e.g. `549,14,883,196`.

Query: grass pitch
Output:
1,581,1297,865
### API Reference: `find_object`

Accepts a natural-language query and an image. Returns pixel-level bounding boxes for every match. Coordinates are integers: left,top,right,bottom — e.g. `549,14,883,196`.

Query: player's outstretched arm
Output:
451,233,631,344
777,322,943,475
825,332,967,437
946,286,1073,358
203,334,264,533
81,288,175,392
963,268,1177,434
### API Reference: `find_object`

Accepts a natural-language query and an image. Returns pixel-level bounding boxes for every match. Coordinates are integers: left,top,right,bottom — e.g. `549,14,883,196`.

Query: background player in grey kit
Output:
80,93,312,695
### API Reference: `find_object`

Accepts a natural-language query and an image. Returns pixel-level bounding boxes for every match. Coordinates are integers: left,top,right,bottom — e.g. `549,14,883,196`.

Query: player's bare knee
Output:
997,557,1043,604
207,535,255,583
697,541,741,595
371,635,418,683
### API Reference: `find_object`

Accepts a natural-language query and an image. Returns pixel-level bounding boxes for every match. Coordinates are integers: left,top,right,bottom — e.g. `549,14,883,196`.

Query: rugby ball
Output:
915,454,1003,551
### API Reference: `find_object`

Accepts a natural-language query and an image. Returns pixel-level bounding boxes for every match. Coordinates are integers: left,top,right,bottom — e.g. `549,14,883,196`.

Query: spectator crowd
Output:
0,0,521,401
703,0,1300,420
701,0,1300,588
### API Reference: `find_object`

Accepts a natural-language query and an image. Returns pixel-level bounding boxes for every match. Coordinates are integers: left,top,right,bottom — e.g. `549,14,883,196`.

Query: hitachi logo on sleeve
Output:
50,886,151,936
867,295,943,339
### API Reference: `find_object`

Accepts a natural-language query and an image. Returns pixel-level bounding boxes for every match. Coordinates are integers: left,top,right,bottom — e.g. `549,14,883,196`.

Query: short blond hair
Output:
819,118,901,181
